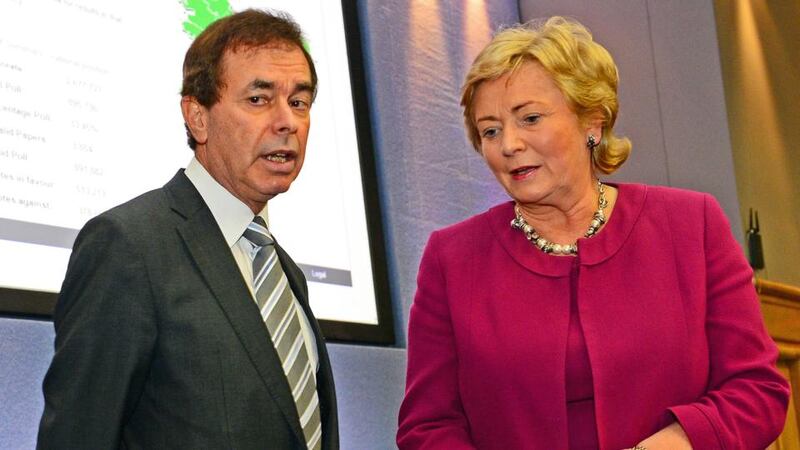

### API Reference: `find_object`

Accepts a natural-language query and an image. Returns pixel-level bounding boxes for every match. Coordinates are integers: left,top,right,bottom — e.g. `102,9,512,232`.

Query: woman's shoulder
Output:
616,183,729,235
618,182,711,213
426,201,514,250
642,183,706,200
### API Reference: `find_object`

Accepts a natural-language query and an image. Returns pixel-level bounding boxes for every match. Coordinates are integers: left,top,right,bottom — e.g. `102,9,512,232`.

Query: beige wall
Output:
519,0,744,238
714,1,800,287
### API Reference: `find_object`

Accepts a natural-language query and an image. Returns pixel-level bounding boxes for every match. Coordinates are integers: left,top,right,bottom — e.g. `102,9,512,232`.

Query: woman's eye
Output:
523,114,540,124
481,128,498,139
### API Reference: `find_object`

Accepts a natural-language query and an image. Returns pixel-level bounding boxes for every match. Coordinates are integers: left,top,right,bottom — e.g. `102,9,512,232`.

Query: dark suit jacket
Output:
38,171,338,449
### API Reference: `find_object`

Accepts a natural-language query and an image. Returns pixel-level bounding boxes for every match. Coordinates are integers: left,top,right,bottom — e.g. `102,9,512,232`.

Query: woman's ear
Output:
584,113,604,143
180,96,209,145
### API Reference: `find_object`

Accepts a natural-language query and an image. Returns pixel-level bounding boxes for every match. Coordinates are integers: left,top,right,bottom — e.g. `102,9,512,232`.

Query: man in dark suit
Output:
37,9,337,449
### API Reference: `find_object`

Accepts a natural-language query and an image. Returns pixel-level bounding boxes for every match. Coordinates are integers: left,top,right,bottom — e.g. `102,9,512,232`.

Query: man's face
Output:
187,43,313,213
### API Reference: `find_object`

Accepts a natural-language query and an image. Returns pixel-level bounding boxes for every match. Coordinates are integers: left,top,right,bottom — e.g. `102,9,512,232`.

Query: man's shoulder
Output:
95,170,195,229
84,173,192,243
100,186,171,227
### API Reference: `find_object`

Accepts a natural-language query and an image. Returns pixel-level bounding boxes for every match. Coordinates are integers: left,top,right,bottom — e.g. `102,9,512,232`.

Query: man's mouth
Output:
263,151,295,163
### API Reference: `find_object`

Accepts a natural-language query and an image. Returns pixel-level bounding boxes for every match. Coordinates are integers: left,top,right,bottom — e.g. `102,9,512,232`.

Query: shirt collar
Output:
184,156,269,248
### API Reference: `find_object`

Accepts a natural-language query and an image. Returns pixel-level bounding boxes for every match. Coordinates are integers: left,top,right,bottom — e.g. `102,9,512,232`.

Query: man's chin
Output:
258,181,294,200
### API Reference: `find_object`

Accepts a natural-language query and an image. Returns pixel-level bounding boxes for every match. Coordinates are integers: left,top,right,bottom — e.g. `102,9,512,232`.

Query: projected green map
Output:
182,0,233,38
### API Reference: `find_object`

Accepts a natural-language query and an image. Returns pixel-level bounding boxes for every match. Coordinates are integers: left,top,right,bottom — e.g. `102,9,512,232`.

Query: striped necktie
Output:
243,217,322,450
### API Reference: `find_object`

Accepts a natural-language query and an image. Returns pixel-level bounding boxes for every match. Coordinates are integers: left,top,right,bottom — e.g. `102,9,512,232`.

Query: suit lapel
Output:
164,171,306,444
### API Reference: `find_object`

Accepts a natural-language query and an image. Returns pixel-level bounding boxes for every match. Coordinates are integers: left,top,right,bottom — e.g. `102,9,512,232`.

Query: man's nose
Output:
272,101,298,135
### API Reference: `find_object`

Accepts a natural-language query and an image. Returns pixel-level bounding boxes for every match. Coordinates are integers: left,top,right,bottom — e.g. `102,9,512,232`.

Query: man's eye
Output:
248,96,267,105
290,99,309,110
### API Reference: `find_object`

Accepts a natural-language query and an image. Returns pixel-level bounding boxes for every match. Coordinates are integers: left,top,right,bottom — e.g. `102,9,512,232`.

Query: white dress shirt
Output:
184,157,319,373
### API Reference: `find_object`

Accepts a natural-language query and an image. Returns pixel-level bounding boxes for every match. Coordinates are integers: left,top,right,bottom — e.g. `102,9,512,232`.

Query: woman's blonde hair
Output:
461,16,631,174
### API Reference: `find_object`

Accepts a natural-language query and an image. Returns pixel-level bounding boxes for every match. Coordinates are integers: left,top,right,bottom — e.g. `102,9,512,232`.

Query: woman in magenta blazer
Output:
397,17,789,450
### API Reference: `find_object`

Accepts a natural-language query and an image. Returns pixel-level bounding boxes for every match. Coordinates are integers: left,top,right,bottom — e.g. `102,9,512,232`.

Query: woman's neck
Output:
516,180,602,244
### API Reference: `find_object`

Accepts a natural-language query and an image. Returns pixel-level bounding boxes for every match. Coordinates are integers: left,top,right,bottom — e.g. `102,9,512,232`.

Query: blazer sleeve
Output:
37,214,157,449
668,195,790,449
397,232,477,450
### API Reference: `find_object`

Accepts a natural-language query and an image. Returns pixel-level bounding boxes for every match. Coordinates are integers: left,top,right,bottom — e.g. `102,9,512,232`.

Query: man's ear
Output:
181,96,208,145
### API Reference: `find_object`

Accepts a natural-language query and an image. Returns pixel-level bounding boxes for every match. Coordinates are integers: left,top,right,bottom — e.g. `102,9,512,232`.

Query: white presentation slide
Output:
0,0,381,325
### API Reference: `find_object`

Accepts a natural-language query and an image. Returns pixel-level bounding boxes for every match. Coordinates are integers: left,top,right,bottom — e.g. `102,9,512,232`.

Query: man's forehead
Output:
225,39,304,60
222,44,308,69
218,43,311,85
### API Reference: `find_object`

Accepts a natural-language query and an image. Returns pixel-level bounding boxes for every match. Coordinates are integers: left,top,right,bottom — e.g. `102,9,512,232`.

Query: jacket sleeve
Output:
397,231,477,449
668,194,790,449
37,214,157,449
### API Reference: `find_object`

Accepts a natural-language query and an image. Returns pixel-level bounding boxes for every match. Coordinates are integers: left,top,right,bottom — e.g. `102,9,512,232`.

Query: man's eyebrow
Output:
247,79,274,91
294,81,315,96
246,79,314,96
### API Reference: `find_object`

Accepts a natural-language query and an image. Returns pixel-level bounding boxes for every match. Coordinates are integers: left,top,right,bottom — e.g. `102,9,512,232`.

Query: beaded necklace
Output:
510,181,607,256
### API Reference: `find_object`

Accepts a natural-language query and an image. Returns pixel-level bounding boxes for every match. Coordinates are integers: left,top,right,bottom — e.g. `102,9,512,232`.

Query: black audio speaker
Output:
746,208,765,270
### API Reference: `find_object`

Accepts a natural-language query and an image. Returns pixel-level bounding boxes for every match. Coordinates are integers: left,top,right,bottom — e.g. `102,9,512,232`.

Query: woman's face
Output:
472,60,597,207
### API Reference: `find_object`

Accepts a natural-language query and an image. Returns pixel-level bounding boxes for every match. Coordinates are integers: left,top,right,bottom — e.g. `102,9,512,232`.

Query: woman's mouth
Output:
510,165,538,180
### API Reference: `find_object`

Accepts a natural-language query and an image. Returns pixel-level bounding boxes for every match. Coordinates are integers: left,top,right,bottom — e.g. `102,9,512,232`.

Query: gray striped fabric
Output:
243,217,322,450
